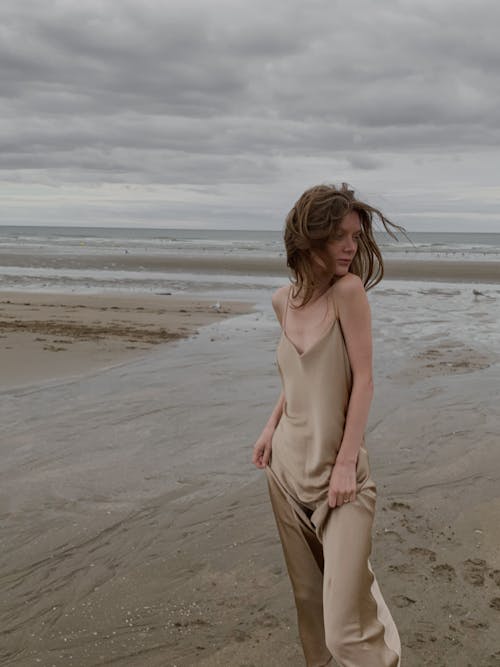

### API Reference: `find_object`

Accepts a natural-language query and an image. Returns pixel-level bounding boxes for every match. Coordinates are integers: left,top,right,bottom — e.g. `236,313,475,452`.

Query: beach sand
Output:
0,291,254,388
1,250,500,283
1,280,500,666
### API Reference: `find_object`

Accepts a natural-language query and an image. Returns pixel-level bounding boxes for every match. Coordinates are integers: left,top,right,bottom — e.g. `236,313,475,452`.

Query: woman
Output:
252,183,406,667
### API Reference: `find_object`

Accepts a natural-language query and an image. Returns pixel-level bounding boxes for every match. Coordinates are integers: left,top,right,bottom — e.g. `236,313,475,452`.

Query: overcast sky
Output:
1,0,499,231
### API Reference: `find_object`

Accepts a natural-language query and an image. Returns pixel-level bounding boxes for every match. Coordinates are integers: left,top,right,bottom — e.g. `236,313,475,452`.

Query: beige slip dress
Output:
265,282,402,667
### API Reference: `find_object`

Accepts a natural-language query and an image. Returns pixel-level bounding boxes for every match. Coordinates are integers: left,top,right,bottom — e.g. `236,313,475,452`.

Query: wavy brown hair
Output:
284,182,410,308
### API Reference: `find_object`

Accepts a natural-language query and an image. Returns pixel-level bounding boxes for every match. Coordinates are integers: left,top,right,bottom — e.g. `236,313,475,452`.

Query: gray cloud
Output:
0,0,499,229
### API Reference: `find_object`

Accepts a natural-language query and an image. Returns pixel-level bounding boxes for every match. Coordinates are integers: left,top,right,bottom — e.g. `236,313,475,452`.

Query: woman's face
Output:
312,211,362,277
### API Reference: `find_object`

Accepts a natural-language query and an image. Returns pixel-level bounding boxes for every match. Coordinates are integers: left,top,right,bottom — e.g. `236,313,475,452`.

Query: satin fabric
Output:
266,284,401,666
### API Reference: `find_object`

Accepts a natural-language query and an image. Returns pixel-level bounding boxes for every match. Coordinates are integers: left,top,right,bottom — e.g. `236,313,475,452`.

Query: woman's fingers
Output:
262,445,271,467
328,462,357,507
328,488,357,508
252,441,271,468
251,445,261,466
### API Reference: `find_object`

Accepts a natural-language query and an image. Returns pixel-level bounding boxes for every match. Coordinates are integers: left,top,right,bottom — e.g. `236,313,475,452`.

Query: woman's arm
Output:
264,390,285,432
252,286,287,468
252,390,285,468
329,274,374,504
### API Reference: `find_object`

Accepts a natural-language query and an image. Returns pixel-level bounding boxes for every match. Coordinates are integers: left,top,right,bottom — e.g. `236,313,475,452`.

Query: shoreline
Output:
0,290,255,389
1,252,500,283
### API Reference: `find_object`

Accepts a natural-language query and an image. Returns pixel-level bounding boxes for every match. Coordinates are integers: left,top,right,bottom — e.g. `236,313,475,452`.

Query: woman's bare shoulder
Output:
332,273,365,291
331,273,365,298
332,273,370,324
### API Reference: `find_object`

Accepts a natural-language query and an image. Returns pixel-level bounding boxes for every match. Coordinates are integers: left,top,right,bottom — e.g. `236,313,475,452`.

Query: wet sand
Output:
1,282,500,666
1,250,500,283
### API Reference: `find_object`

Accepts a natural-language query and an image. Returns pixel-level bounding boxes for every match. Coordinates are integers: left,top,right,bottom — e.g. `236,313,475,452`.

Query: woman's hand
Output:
328,459,357,508
252,426,274,469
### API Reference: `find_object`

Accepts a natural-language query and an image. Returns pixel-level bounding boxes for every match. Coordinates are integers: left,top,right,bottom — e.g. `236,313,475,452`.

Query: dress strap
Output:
328,284,339,322
282,285,292,332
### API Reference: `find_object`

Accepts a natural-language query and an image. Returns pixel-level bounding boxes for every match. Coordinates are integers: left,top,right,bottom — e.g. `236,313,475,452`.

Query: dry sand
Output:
0,291,254,388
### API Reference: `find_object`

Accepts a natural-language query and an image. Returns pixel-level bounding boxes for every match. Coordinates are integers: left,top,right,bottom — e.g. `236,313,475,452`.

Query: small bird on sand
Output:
211,301,221,311
472,289,494,300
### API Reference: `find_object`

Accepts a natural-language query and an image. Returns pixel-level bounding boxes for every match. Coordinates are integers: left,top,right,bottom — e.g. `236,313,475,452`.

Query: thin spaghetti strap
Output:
328,284,339,322
282,284,292,332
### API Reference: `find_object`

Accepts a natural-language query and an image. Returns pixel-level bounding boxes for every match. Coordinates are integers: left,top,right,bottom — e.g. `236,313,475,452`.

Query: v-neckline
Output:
281,317,338,360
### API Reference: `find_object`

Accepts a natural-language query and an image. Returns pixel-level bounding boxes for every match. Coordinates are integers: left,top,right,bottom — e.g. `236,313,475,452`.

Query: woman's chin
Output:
334,265,350,276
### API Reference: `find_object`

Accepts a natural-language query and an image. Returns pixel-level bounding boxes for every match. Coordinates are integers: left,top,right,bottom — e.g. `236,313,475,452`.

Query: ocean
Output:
0,225,499,296
2,225,500,258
